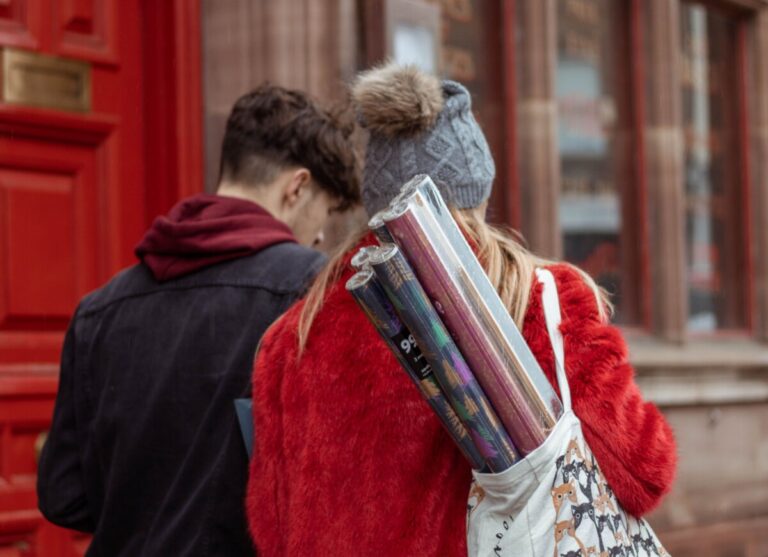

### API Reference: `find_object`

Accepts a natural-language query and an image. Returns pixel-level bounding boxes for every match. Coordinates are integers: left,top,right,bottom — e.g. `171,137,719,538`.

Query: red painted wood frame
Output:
629,0,653,331
736,18,755,332
610,0,653,330
142,0,204,221
475,1,511,227
502,0,520,230
0,1,203,554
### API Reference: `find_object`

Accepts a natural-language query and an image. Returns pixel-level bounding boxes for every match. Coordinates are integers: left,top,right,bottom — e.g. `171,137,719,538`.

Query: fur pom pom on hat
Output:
352,63,444,136
351,62,495,216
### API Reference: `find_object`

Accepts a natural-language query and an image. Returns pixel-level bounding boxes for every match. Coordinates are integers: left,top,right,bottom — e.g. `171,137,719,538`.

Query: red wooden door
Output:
0,1,145,555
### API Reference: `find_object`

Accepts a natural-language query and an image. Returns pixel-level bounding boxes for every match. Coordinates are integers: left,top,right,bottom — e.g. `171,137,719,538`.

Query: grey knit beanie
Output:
352,63,495,216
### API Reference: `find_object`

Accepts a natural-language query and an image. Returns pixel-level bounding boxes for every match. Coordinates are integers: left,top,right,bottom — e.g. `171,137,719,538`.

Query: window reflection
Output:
556,0,636,324
681,3,746,331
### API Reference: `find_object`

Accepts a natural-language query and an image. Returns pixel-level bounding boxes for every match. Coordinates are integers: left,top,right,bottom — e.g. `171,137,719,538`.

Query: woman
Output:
246,64,676,556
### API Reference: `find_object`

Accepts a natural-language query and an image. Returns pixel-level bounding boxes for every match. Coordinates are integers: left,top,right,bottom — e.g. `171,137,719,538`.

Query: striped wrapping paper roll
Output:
369,245,519,472
382,175,563,455
345,267,486,471
350,246,379,271
367,211,394,244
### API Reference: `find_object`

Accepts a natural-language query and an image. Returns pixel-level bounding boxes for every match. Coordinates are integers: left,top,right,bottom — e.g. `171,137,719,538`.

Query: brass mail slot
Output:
1,48,91,112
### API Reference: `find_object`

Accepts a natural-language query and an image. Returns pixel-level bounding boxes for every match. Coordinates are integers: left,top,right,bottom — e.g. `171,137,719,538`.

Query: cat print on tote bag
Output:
547,437,667,557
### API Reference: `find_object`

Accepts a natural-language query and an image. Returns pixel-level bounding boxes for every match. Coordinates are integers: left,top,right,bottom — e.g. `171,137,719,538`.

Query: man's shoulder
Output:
218,242,327,291
252,241,327,274
76,264,151,315
76,243,326,317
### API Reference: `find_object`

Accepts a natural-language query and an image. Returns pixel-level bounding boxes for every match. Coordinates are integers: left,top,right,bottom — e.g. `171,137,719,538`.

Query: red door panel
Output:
4,169,79,319
0,1,144,554
51,0,117,63
0,116,114,364
0,1,43,49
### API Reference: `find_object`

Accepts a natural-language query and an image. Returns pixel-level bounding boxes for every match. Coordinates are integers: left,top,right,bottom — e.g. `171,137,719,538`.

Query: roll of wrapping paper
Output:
368,211,395,244
350,246,379,271
369,245,519,472
392,174,422,204
345,267,487,471
382,175,563,455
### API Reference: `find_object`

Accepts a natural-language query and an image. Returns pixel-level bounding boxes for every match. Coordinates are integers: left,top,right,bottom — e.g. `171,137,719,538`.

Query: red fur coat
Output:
246,250,676,556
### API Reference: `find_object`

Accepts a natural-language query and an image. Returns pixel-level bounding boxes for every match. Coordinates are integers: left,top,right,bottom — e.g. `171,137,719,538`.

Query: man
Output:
37,84,359,556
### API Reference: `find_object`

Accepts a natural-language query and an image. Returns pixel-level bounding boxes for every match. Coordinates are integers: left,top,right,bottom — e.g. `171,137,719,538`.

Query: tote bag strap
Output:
534,268,572,412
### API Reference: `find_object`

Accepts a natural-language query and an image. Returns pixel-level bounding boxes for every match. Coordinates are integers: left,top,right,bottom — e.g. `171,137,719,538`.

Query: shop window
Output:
430,0,508,223
680,3,748,332
365,0,509,221
556,0,641,325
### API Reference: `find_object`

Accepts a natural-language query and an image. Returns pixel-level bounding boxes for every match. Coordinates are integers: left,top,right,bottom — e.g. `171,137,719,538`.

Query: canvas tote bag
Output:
466,269,668,557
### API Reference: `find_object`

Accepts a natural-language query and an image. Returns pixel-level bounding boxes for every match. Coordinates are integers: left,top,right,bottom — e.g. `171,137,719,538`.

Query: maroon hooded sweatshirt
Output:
135,193,297,281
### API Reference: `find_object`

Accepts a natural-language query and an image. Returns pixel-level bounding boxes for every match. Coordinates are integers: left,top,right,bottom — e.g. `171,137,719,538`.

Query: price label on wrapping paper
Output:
392,332,432,380
346,263,490,471
370,245,520,472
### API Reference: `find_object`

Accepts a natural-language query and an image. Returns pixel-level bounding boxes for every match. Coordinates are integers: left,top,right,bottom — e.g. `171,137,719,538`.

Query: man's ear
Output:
283,168,312,208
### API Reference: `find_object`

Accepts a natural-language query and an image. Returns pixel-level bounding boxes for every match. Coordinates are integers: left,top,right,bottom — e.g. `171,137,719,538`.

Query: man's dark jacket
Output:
37,196,325,556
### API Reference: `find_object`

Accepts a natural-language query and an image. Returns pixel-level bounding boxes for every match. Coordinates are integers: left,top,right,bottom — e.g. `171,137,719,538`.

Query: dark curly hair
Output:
219,84,360,210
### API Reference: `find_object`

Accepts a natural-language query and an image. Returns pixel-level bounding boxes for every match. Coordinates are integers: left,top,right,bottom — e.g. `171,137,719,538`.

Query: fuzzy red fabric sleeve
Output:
522,264,677,517
245,316,292,552
246,264,471,556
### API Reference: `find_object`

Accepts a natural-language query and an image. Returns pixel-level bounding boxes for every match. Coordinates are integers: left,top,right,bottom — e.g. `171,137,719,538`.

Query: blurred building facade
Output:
204,3,768,550
1,0,768,555
201,0,768,553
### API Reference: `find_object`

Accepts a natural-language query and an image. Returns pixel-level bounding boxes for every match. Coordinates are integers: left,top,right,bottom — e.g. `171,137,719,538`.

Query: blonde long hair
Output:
297,208,612,352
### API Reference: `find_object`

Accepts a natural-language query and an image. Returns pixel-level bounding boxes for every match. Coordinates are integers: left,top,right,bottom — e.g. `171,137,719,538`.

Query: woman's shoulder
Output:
259,300,302,350
538,262,604,324
540,261,588,288
258,257,366,357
